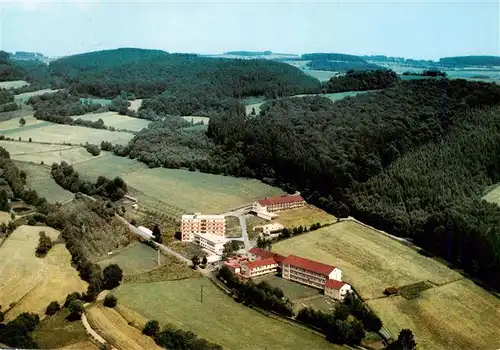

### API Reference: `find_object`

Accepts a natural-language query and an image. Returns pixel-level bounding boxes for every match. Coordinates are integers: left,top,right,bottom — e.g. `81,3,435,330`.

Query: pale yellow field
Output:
245,102,263,116
128,99,143,112
14,89,61,104
73,111,150,132
86,304,162,350
0,141,109,165
0,212,11,224
1,123,134,145
272,220,461,299
0,225,87,321
368,279,500,350
0,80,28,89
57,341,100,350
483,184,500,205
273,205,336,228
0,115,45,132
181,116,210,124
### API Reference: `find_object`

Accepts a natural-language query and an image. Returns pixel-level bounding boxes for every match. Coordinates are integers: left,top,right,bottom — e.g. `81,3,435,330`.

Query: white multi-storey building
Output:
181,213,226,242
281,254,343,290
194,233,228,255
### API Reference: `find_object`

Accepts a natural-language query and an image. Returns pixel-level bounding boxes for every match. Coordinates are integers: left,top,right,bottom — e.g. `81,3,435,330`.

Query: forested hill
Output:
439,56,500,67
48,48,321,115
0,51,24,81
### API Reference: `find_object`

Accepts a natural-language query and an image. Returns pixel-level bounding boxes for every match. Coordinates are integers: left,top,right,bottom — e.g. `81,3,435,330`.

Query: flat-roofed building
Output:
240,257,278,278
194,233,228,255
325,279,352,301
281,254,343,290
181,213,225,242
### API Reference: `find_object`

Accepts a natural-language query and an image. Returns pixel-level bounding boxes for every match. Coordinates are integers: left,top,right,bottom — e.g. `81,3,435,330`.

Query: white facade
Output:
194,233,228,255
138,226,153,239
256,211,278,221
328,268,343,281
253,201,266,212
262,223,284,234
325,282,352,301
181,213,226,242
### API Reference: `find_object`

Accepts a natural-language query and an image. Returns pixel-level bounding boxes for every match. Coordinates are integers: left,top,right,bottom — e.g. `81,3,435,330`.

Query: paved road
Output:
115,214,192,266
222,208,251,253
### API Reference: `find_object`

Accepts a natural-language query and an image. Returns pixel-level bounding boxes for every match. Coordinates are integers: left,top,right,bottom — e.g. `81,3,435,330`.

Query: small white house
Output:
325,280,352,301
138,226,153,239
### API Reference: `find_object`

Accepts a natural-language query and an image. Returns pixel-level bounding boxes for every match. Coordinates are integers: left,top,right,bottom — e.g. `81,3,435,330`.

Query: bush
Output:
64,292,82,308
45,301,61,316
103,294,117,308
143,320,160,337
68,299,84,320
102,264,123,290
35,231,53,257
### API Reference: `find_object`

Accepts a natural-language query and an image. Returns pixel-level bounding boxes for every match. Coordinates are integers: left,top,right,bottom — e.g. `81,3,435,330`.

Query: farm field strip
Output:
0,115,49,133
0,80,28,89
86,304,162,350
14,89,62,103
0,225,87,321
72,111,150,132
272,220,500,350
16,161,74,203
115,278,339,350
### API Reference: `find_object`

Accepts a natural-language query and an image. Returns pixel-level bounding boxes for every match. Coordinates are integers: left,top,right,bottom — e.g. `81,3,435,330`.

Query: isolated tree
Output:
392,329,417,350
143,320,160,337
64,292,82,308
251,107,256,116
28,137,32,142
152,224,162,243
45,301,61,316
68,299,84,319
201,256,208,266
191,255,200,268
19,117,26,126
36,231,53,257
0,306,4,323
222,240,241,259
0,190,8,211
102,264,123,290
103,294,117,308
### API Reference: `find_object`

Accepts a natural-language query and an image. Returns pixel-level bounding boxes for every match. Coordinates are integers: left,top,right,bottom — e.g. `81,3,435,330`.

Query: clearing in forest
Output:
0,225,87,321
86,303,162,350
114,278,339,350
72,111,150,132
122,167,285,214
273,205,336,229
14,89,61,104
482,184,500,205
128,99,143,111
0,80,28,89
273,220,500,349
16,161,73,203
0,123,134,145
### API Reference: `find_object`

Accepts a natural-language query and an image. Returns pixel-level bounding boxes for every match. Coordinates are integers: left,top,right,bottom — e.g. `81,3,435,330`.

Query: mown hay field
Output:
273,205,336,228
0,123,134,145
73,111,150,132
0,225,87,321
86,304,162,350
96,242,167,276
115,278,339,350
16,162,73,203
0,141,108,165
368,279,500,350
73,153,146,181
0,115,49,133
14,89,61,103
272,220,500,349
0,80,28,89
128,99,142,111
122,167,285,214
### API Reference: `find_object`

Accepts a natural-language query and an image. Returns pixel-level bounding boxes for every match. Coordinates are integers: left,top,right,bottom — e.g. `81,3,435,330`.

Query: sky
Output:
0,0,498,60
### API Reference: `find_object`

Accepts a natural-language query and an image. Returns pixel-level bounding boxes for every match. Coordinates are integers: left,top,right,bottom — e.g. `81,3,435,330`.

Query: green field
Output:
16,161,73,203
272,220,500,349
15,89,61,104
122,167,284,214
303,70,339,81
115,278,339,350
96,243,166,275
32,309,89,349
79,97,113,106
73,153,147,180
73,111,150,132
0,80,28,89
256,275,320,301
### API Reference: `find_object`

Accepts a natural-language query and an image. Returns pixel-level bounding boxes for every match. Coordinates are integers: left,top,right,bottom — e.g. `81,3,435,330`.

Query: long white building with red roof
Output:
253,194,306,214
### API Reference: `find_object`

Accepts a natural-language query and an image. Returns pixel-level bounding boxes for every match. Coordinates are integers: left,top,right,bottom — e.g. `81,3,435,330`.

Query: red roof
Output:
249,248,286,263
325,279,346,290
244,257,278,270
281,255,336,276
257,194,305,207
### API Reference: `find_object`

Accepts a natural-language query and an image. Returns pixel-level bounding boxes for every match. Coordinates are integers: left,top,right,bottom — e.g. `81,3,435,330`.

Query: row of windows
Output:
288,266,326,279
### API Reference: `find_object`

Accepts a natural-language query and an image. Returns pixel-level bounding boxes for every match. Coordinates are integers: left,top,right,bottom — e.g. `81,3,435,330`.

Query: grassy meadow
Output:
16,161,73,203
482,184,500,205
96,243,166,276
272,220,500,349
0,225,87,321
115,278,340,350
73,153,147,180
73,111,150,132
303,70,339,81
15,89,61,104
0,80,28,89
273,205,336,228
